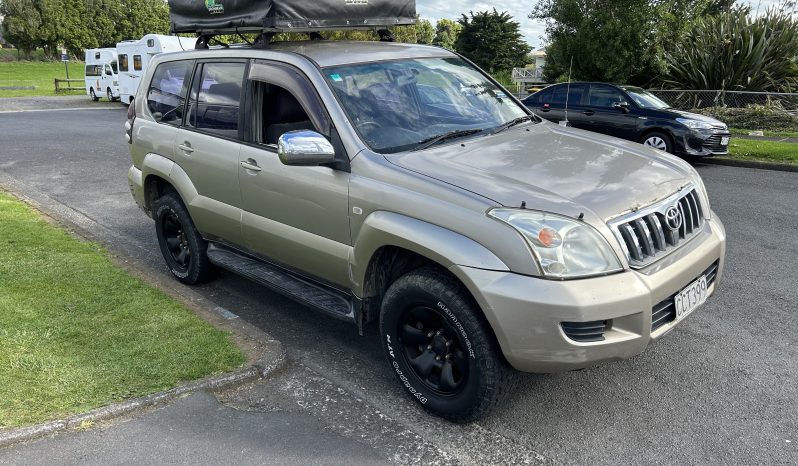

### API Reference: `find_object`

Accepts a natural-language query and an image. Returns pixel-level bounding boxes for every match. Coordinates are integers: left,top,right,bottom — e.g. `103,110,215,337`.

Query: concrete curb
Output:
0,175,289,448
0,351,286,449
697,157,798,173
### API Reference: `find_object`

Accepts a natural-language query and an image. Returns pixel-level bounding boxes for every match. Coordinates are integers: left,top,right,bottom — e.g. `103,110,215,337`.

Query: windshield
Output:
324,57,530,153
623,87,670,109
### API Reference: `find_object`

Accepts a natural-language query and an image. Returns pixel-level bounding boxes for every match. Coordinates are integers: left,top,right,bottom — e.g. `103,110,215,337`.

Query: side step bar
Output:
206,243,356,323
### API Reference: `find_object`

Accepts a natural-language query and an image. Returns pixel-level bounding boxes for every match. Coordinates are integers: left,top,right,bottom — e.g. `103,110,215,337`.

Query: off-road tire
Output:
153,192,214,285
379,267,515,423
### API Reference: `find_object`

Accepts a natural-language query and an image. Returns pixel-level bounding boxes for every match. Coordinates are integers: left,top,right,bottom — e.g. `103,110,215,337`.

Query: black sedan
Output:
522,83,731,157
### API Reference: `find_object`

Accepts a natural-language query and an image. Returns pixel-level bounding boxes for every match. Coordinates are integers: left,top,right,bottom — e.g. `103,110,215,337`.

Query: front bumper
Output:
678,129,731,156
450,215,726,373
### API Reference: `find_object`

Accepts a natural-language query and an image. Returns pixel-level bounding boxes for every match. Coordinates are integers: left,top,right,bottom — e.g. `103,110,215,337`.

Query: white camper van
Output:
116,34,195,104
84,48,120,101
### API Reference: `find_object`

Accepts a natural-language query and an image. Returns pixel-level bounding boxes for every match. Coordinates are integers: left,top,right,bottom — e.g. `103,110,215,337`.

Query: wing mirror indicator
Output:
277,130,336,167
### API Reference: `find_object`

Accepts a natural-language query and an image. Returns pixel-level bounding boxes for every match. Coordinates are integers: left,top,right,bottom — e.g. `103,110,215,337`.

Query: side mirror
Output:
106,69,113,76
277,130,336,167
613,101,630,113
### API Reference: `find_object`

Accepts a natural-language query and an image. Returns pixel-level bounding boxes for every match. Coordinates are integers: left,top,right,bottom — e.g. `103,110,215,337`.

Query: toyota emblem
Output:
665,206,682,231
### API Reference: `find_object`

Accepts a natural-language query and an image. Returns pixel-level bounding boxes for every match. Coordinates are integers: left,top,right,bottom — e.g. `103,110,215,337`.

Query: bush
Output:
694,104,798,132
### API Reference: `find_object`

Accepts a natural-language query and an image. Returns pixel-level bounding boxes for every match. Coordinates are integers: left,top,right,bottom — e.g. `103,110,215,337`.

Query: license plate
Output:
674,276,708,321
720,136,730,146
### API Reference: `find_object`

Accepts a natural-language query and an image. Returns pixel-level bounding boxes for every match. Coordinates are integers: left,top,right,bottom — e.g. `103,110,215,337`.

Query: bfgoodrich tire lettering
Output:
379,267,514,422
153,192,214,285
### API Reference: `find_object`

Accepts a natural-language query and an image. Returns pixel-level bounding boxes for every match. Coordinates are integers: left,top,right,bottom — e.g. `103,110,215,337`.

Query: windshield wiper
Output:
411,128,484,151
491,115,534,135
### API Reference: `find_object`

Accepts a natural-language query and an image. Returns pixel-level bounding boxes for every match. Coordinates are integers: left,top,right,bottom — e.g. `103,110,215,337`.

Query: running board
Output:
206,243,356,322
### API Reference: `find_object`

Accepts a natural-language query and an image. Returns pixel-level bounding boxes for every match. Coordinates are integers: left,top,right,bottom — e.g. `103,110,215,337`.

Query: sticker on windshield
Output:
495,91,507,99
330,73,343,82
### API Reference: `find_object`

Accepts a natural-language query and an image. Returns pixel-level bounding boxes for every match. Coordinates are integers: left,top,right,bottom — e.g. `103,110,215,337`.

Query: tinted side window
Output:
186,62,245,138
566,84,586,105
119,55,128,72
588,85,626,108
147,60,192,125
134,55,142,71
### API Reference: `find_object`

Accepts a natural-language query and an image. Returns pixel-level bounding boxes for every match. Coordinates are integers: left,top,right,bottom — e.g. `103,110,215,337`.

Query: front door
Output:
583,84,640,139
238,73,351,288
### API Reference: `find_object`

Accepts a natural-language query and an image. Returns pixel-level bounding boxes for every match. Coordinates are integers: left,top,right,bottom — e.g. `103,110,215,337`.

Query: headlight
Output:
489,209,623,279
676,118,714,130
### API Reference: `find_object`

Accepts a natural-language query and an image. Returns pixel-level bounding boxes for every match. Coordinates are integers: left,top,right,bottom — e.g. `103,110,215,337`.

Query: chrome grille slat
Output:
609,187,706,269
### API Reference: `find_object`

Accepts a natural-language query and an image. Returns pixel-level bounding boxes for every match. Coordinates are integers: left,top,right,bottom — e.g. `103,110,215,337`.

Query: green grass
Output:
729,127,798,138
726,138,798,164
0,192,245,427
0,49,85,97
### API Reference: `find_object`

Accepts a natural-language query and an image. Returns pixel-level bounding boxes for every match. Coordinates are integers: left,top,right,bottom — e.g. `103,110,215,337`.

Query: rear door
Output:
532,85,566,123
583,84,640,139
173,59,248,245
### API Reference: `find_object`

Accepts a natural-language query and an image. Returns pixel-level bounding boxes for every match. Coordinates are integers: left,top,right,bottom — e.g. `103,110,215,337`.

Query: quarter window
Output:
119,55,128,72
185,62,246,138
133,55,142,71
146,60,193,125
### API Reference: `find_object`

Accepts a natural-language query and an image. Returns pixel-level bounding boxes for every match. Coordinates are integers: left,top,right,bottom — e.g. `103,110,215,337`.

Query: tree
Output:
455,9,531,73
530,0,736,85
433,19,462,50
662,4,798,91
0,0,43,55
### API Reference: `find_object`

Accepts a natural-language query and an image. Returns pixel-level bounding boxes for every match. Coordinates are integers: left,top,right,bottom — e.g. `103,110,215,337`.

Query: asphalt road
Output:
0,107,796,464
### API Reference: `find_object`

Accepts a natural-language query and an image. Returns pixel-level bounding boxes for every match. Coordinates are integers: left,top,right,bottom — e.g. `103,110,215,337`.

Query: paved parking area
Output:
0,107,796,464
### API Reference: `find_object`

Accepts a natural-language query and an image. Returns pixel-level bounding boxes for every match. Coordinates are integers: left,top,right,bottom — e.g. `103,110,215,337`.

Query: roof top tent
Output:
116,34,196,104
167,0,416,46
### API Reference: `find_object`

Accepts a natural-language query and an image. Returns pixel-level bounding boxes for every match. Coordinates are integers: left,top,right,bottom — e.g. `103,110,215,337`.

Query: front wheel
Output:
379,267,514,422
153,192,214,285
641,131,673,153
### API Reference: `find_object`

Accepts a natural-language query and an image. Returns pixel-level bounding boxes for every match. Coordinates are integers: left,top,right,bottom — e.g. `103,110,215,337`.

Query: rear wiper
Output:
492,115,534,135
411,128,484,151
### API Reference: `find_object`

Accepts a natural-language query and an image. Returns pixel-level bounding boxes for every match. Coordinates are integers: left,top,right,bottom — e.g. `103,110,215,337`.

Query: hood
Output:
657,108,728,128
386,122,697,222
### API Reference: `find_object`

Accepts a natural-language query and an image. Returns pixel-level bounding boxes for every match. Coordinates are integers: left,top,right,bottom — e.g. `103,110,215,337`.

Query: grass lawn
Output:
0,49,85,98
0,192,245,428
729,128,798,138
726,138,798,164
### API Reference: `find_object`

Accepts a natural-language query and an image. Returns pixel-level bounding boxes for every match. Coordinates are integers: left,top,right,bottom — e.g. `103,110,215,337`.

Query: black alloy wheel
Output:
154,192,214,285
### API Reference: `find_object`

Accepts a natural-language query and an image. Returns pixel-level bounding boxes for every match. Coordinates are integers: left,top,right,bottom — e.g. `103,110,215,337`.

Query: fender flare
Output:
350,211,509,296
140,153,198,211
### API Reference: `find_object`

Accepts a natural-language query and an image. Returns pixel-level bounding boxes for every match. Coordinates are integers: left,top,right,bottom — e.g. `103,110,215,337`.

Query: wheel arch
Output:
353,212,508,323
140,153,198,217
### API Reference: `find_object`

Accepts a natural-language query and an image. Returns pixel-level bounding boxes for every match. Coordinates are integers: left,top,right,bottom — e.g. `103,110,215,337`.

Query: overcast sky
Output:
416,0,790,48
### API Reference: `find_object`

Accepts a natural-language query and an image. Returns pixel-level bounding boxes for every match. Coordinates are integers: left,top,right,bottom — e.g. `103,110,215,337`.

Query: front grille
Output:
703,134,730,153
561,320,608,343
609,187,705,268
651,260,719,331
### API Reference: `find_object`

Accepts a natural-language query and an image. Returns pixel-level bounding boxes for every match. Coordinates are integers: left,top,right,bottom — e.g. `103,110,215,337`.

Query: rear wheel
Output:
641,131,673,153
379,267,514,422
90,88,99,102
154,192,214,284
106,87,116,102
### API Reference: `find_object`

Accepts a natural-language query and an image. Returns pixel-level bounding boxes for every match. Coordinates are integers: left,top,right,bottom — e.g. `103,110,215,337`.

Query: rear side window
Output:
565,84,586,105
134,55,142,71
147,60,193,125
588,85,626,108
85,65,101,77
185,62,246,138
119,55,128,72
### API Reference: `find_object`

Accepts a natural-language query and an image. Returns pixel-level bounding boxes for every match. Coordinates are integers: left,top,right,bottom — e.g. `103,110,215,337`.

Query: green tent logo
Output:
205,0,224,14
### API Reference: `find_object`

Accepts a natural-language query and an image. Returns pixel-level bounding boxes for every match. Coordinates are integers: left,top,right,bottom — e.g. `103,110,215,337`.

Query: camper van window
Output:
147,60,193,125
85,65,101,77
147,39,155,47
185,62,245,139
134,55,142,71
119,55,128,72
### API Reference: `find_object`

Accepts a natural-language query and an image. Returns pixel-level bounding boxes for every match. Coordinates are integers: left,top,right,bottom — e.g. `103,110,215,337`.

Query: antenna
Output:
559,56,573,127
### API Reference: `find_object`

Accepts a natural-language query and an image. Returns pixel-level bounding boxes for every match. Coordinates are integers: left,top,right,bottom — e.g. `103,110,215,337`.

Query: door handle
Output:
240,160,262,172
178,142,194,153
583,110,595,116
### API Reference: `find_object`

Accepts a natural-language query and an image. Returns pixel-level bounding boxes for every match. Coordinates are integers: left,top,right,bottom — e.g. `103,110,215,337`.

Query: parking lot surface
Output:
0,107,796,464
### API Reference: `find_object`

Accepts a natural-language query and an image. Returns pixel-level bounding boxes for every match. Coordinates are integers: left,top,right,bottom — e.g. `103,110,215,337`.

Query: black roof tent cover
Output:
168,0,416,34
